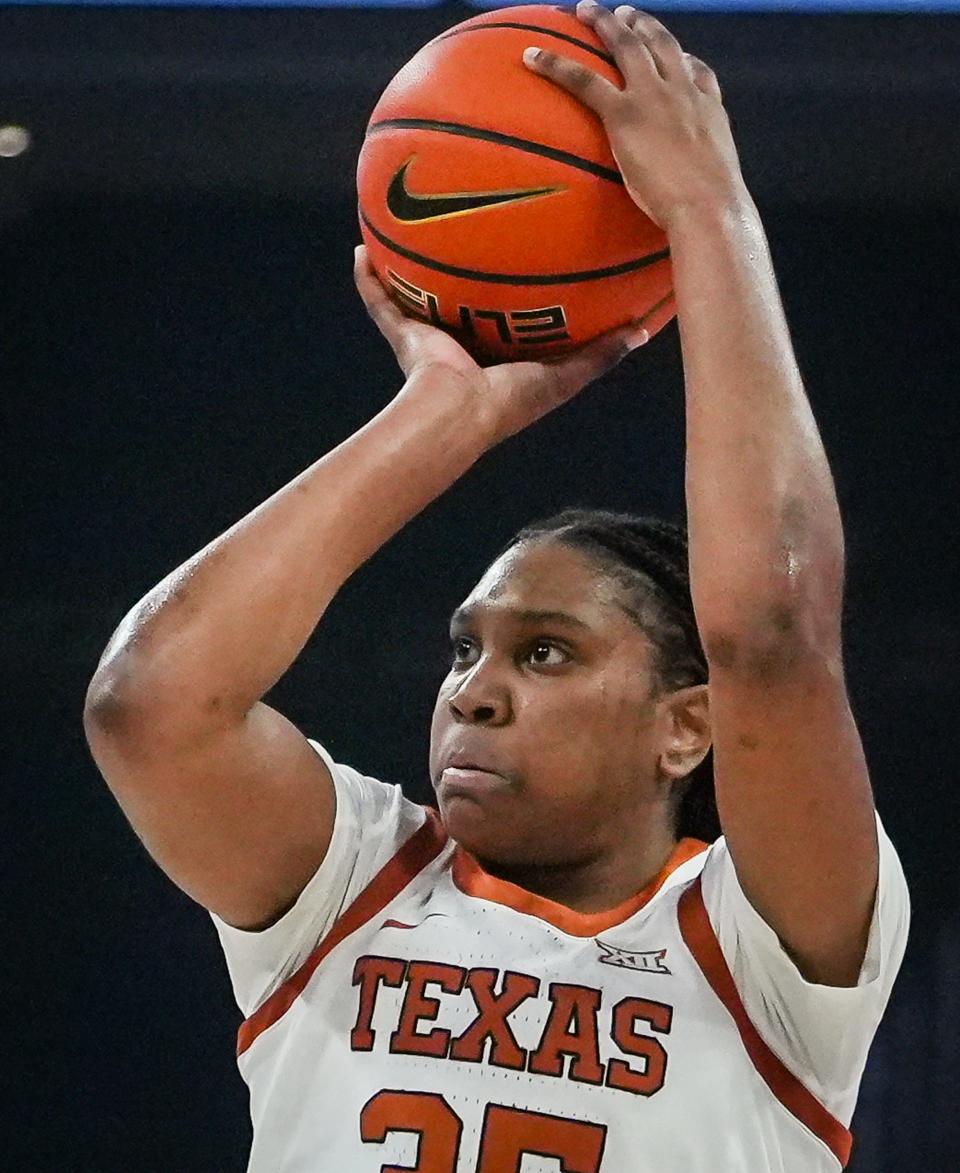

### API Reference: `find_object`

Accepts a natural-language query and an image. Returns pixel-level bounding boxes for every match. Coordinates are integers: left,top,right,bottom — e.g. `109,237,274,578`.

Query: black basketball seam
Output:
637,290,675,325
366,119,623,186
434,21,617,69
359,209,671,285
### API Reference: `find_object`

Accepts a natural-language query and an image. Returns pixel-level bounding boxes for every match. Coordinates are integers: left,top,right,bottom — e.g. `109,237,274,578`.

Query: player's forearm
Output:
86,375,490,730
669,195,845,651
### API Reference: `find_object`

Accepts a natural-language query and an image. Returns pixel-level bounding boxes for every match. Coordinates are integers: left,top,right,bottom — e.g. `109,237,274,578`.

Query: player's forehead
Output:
451,539,629,633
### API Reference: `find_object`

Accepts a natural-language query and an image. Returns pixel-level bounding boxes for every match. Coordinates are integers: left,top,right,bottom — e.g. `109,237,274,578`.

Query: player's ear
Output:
657,684,711,781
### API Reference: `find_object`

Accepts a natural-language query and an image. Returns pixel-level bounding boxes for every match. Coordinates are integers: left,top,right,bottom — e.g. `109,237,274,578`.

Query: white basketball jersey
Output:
211,738,909,1172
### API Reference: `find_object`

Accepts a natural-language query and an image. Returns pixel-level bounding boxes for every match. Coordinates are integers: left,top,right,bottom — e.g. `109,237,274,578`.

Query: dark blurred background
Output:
4,3,959,1170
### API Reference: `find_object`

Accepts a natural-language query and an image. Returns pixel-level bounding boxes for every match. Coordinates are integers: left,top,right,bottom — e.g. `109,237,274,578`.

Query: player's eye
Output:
450,636,479,666
526,640,569,667
448,636,571,670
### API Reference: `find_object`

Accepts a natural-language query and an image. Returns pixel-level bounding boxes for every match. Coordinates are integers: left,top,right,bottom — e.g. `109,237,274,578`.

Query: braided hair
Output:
495,508,720,843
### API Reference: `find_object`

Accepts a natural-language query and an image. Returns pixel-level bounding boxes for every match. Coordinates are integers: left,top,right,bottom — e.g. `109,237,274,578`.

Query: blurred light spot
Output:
0,126,31,158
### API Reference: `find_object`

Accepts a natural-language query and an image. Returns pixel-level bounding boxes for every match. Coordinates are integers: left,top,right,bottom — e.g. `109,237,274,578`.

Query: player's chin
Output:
438,791,520,858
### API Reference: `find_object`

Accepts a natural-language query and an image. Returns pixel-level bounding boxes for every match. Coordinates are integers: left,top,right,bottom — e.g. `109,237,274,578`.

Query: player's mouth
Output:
440,765,508,798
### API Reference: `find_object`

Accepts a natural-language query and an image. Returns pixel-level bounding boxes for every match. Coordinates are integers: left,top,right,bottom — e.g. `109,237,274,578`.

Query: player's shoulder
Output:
697,810,908,896
306,737,418,819
656,835,715,895
307,735,452,858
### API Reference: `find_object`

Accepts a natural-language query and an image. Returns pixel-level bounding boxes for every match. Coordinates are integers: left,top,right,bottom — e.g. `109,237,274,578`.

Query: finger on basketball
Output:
576,2,660,87
545,320,648,398
618,8,688,82
686,54,722,99
353,245,405,338
634,291,677,340
522,47,619,116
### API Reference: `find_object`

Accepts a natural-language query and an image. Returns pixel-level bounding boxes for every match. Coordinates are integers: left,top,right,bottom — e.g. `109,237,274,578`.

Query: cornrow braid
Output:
496,508,720,843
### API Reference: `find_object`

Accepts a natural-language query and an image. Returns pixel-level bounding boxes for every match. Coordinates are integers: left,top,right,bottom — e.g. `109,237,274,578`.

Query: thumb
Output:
353,244,409,349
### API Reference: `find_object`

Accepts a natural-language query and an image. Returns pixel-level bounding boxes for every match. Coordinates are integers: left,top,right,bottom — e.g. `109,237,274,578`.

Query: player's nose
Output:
447,664,512,726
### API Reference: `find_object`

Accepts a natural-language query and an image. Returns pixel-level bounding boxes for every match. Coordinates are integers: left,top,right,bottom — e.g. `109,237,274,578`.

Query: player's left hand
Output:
523,2,748,230
354,244,649,446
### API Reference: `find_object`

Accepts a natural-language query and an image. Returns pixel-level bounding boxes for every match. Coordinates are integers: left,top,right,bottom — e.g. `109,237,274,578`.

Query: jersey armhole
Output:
678,876,853,1167
236,809,449,1058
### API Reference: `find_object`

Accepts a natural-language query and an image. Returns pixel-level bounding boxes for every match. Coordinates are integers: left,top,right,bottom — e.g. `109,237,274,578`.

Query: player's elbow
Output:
84,675,139,740
700,586,845,680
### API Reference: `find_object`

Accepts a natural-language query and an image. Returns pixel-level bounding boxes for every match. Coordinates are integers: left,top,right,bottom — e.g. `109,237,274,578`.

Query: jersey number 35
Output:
362,1090,606,1171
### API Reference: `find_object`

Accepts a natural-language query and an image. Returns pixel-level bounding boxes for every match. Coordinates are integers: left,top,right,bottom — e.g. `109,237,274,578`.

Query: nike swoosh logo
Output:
379,912,449,931
386,158,563,224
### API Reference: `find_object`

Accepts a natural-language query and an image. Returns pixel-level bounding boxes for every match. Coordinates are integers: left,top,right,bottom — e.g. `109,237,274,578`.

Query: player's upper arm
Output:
83,688,336,932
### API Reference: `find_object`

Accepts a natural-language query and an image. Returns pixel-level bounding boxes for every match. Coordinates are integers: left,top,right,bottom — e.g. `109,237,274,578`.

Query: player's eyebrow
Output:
449,604,592,633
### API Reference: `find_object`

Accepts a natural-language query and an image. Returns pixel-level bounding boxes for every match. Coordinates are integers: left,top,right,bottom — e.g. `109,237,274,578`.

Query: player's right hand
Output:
523,3,747,232
354,244,649,447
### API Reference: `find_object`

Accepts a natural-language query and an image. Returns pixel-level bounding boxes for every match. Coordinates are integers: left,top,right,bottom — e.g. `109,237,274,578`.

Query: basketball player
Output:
83,4,909,1170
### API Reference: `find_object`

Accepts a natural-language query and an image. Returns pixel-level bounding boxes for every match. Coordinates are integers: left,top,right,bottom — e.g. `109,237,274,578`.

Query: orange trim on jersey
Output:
236,810,449,1058
452,837,708,937
677,876,853,1168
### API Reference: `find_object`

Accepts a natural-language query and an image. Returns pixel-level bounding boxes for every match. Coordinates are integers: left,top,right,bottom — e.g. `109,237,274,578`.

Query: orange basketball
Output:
356,4,675,363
